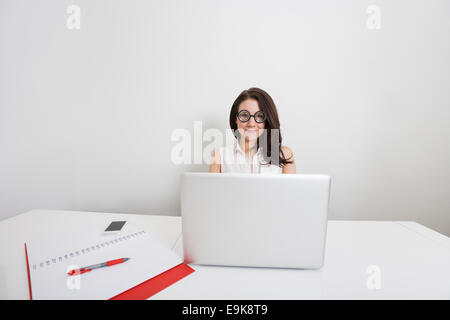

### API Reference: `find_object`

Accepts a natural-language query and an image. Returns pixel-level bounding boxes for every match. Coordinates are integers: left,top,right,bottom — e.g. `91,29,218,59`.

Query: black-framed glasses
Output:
237,110,266,123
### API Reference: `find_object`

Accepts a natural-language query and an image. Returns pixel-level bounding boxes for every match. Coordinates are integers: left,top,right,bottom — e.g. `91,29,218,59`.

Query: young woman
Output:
209,88,296,174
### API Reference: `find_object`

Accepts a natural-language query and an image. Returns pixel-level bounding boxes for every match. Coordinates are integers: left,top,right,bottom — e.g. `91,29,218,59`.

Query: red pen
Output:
67,257,130,276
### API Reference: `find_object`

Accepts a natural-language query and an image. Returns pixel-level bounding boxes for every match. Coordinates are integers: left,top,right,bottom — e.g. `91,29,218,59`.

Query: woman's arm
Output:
209,149,221,173
281,146,296,174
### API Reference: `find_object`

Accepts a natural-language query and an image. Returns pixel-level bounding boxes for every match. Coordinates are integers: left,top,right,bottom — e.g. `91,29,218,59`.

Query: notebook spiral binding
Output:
31,230,147,271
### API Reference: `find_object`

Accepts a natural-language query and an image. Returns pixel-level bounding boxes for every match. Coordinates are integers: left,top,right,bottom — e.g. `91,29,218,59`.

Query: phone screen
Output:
104,221,127,232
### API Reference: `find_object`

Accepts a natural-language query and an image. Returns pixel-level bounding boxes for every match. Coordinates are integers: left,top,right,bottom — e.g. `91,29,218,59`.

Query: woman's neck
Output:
239,138,257,158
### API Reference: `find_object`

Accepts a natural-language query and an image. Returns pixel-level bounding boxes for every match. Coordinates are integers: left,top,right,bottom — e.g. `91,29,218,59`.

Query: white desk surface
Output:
0,209,449,300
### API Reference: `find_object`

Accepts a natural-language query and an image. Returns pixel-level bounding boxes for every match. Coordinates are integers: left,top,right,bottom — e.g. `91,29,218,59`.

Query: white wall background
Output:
1,0,449,235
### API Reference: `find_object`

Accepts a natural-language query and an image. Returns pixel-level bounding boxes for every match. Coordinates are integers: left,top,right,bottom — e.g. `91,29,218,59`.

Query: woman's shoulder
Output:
211,145,234,161
280,145,296,173
281,145,294,160
214,145,236,157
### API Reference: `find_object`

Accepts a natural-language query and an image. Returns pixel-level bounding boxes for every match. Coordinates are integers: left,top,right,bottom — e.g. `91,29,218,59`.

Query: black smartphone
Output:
103,221,127,235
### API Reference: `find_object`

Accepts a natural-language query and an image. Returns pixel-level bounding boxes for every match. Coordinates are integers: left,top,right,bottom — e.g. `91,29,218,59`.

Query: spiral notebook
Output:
25,223,194,299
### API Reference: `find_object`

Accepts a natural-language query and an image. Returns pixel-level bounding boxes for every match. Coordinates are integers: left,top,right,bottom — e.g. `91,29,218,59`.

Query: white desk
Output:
0,209,449,299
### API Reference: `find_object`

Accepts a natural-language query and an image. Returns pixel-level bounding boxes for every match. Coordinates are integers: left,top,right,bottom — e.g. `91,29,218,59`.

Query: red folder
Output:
25,243,194,300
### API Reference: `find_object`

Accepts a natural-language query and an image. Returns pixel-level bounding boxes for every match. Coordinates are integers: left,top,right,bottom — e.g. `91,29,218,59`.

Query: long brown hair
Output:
229,88,293,167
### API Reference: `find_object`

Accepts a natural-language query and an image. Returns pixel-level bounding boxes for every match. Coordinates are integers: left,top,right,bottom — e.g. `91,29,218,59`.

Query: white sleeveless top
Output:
219,142,282,174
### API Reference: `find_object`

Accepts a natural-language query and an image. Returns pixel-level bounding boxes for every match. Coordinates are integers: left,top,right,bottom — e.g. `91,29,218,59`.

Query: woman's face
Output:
236,98,266,143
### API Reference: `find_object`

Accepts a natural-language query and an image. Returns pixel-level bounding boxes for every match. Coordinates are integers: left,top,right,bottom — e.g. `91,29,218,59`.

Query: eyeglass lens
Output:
238,110,265,123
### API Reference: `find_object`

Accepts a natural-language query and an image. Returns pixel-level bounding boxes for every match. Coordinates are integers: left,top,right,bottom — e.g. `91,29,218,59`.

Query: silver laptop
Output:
181,172,331,269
